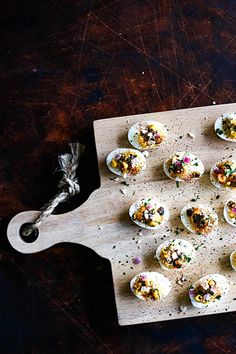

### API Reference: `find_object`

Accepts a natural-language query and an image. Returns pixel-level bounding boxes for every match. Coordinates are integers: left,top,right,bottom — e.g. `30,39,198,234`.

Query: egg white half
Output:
129,197,169,230
180,204,218,235
189,274,229,308
210,160,236,189
214,112,236,142
106,148,146,177
130,271,172,301
163,152,204,182
223,201,236,227
128,120,167,150
230,251,236,271
156,239,195,271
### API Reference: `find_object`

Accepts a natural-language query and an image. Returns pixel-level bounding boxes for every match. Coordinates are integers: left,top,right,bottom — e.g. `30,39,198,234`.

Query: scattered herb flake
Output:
195,242,204,250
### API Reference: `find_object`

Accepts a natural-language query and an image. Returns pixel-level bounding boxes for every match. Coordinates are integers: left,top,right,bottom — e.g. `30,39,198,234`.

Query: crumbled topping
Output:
191,278,222,304
186,206,217,234
212,160,236,188
132,199,165,228
110,176,120,181
137,123,166,148
176,276,187,286
178,306,187,313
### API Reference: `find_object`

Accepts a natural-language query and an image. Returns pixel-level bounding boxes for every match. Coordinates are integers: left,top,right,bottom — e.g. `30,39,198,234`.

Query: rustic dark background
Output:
1,1,236,353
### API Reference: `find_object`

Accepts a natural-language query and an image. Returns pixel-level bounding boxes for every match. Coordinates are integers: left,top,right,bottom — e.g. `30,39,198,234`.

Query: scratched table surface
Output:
1,1,236,353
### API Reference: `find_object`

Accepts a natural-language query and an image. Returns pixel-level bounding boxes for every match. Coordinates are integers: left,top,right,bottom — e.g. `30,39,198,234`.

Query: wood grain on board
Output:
7,103,236,325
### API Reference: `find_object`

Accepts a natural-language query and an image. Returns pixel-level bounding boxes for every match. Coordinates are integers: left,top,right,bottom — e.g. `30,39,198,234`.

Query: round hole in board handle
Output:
19,223,39,243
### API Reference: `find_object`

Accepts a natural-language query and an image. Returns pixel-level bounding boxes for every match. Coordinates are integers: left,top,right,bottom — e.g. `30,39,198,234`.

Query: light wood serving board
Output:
7,103,236,326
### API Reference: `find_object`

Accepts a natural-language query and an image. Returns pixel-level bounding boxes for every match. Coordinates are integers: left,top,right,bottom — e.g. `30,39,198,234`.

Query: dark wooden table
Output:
1,1,236,353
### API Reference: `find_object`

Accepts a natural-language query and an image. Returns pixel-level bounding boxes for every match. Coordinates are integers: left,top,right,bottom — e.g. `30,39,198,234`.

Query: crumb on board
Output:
110,176,119,181
187,132,195,139
176,276,187,286
178,306,187,313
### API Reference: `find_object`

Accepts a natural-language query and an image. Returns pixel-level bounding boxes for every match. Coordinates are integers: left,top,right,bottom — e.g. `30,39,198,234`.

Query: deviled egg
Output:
130,272,171,301
189,274,229,308
128,121,167,150
129,197,169,230
230,250,236,271
156,239,195,270
163,152,204,182
215,112,236,141
106,148,146,178
224,201,236,227
181,205,218,235
210,160,236,189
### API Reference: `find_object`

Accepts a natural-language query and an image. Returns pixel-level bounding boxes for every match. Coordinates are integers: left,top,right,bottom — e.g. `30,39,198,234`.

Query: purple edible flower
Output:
146,204,152,210
183,156,191,164
189,289,195,295
232,207,236,214
134,256,142,265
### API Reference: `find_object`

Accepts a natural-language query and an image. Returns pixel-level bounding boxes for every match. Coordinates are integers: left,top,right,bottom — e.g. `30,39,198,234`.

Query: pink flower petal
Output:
183,156,191,164
139,274,147,281
146,204,153,210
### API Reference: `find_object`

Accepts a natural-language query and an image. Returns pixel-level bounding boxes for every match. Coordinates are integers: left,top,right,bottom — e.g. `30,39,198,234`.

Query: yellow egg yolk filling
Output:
133,277,161,300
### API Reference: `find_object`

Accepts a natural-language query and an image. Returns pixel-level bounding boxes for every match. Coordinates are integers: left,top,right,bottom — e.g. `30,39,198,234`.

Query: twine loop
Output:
21,142,84,237
63,177,80,196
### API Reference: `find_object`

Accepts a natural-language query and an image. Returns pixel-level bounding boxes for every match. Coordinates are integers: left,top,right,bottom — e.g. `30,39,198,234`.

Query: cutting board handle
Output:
6,188,111,256
7,210,78,254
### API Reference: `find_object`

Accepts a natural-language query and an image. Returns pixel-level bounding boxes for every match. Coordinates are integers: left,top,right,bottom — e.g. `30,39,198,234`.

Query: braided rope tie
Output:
22,142,84,237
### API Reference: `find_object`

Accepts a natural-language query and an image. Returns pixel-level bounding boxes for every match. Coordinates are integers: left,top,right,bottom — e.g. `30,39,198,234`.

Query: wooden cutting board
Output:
7,103,236,326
